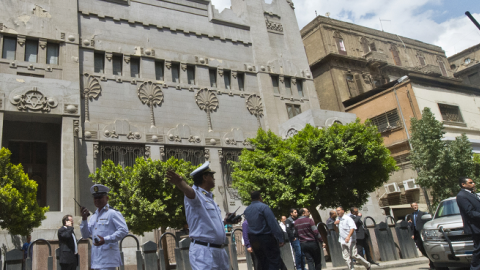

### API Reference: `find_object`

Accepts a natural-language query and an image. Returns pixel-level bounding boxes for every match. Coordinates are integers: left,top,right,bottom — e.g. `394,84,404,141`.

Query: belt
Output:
192,239,223,248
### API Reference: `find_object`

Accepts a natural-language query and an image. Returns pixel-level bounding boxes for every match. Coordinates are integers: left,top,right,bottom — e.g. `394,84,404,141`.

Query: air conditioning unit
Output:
384,183,401,194
403,179,420,191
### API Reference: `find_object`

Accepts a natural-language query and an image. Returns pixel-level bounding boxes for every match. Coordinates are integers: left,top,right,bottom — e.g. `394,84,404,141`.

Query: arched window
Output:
361,37,370,54
437,56,448,76
334,31,347,56
390,45,401,66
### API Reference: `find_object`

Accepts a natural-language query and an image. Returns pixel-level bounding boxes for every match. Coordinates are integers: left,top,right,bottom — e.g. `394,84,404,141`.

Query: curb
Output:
332,257,429,270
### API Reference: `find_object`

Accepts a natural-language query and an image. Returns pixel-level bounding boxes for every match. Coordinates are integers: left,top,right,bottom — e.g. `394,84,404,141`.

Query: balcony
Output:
364,51,388,68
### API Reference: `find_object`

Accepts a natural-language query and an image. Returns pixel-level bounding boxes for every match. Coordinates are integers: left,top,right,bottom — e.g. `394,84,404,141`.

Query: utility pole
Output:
466,11,480,31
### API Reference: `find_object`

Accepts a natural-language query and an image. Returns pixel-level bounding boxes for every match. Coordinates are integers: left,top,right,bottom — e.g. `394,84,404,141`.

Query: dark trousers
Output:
472,234,480,270
414,231,434,267
300,241,322,270
60,263,77,270
356,238,373,262
249,234,283,270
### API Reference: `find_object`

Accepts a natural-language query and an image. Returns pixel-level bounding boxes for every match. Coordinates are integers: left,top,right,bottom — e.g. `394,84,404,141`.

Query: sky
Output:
210,0,480,57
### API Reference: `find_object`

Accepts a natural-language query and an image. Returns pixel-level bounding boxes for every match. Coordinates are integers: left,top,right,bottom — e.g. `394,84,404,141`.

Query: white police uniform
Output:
80,184,129,270
186,162,229,270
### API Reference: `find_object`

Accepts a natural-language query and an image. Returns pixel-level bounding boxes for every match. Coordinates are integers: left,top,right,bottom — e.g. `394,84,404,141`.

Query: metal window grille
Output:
369,109,401,132
221,149,241,187
100,144,145,168
130,58,140,78
438,104,463,122
209,68,217,88
164,146,205,166
112,55,123,76
187,65,195,85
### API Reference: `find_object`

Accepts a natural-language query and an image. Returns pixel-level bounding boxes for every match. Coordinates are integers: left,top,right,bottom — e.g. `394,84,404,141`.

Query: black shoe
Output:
369,261,379,266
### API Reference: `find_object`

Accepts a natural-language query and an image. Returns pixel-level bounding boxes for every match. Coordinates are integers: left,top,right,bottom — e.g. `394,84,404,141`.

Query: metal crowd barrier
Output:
120,234,142,270
4,249,22,270
372,216,399,261
316,223,327,269
26,239,53,270
394,219,418,259
55,237,90,270
324,222,346,267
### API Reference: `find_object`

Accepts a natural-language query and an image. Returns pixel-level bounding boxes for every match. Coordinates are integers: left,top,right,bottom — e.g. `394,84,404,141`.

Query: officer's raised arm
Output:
166,170,196,199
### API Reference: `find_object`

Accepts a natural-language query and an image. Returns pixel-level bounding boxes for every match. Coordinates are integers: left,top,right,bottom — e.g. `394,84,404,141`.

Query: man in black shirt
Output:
285,208,305,270
350,207,374,264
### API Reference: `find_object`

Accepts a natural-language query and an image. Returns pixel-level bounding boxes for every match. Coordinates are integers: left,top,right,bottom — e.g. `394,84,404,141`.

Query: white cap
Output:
190,161,216,177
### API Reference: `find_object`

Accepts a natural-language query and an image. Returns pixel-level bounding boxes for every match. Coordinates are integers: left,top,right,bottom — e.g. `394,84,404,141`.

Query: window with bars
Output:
221,149,241,187
369,109,402,132
286,104,301,119
46,43,59,65
100,144,145,168
164,146,205,166
2,36,16,60
285,77,292,96
438,104,464,123
94,52,105,73
130,57,140,78
187,65,195,85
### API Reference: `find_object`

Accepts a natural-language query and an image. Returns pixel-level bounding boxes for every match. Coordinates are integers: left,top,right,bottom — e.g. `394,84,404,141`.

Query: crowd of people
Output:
32,161,477,270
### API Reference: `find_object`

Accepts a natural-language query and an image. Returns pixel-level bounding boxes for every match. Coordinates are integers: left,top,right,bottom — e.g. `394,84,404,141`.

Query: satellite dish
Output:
326,12,330,17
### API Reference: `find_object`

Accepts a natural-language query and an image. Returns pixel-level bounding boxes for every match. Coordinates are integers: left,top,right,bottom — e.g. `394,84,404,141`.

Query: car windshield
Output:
435,199,460,218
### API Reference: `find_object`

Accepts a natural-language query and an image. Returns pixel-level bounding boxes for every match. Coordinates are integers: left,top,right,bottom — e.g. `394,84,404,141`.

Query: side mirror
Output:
421,214,432,221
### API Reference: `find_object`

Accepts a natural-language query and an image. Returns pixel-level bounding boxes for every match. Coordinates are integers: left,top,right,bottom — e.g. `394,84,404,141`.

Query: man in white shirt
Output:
335,206,371,270
280,216,287,232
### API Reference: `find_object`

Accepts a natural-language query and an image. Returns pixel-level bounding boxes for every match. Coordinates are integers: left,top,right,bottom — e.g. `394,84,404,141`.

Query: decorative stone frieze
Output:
195,89,219,132
127,131,141,140
165,61,171,69
82,74,102,122
265,18,283,32
160,146,165,160
11,87,58,112
105,52,112,61
17,35,25,46
188,135,201,143
218,150,223,160
65,104,78,114
246,94,264,128
181,63,187,71
124,55,130,64
39,39,47,49
204,149,210,161
104,130,119,138
286,0,294,9
145,146,151,159
73,120,80,135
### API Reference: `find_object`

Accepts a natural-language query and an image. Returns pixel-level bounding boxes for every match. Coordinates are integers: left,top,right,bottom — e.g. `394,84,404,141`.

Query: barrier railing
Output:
26,239,53,270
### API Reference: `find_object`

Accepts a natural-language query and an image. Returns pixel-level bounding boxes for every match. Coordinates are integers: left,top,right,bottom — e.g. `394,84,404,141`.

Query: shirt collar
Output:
194,185,213,198
463,188,473,193
96,203,110,214
298,216,307,219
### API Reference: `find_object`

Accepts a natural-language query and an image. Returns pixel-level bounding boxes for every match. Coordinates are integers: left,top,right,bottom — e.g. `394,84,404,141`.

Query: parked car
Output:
421,196,475,270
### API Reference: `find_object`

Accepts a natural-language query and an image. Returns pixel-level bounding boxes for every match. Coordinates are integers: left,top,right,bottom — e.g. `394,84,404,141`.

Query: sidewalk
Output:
237,257,430,270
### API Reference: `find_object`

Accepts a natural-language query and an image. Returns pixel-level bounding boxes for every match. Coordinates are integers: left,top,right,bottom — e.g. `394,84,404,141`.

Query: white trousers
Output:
190,242,229,270
341,241,370,270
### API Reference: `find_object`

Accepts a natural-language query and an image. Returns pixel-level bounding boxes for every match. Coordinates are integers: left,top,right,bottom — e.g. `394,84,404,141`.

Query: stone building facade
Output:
345,74,480,218
448,43,480,87
300,15,453,112
1,0,360,266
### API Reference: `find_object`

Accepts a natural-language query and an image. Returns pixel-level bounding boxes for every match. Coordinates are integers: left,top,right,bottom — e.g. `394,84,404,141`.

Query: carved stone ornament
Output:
11,87,58,112
168,134,182,142
188,135,201,143
218,150,223,160
17,36,26,46
137,81,164,127
286,128,298,138
160,146,165,159
246,94,264,128
279,75,284,83
105,52,113,61
124,55,130,64
204,149,210,161
82,73,102,122
73,120,80,135
286,0,294,9
218,69,224,77
127,131,141,140
145,146,151,160
291,78,297,85
265,18,283,32
195,89,219,132
39,39,47,49
225,138,237,145
181,63,187,71
93,144,99,159
104,130,119,138
243,139,251,146
165,61,171,70
232,71,237,79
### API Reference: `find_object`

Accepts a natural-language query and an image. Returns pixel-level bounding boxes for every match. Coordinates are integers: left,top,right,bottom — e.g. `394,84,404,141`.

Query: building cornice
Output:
301,16,445,54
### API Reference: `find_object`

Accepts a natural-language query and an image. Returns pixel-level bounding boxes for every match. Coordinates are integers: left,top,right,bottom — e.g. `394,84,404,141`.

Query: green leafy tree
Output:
474,154,480,181
0,148,48,236
89,157,197,235
231,120,397,224
410,107,475,209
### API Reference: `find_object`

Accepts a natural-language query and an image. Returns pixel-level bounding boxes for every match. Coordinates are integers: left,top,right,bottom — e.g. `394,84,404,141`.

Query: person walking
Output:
350,207,375,264
286,208,305,270
167,161,236,270
326,210,336,225
294,208,324,270
58,215,78,270
336,206,371,270
244,191,285,270
80,184,129,270
408,202,434,269
457,177,480,270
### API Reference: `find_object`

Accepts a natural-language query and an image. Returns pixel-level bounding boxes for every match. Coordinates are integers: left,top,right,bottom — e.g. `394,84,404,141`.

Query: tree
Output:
89,156,197,235
0,148,49,236
410,107,475,209
231,120,397,224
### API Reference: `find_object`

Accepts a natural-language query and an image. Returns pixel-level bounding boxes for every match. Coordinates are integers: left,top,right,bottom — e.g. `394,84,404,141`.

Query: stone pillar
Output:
61,116,77,214
205,146,229,214
147,144,161,161
124,55,131,79
38,38,47,64
105,52,113,75
0,112,4,148
16,35,26,62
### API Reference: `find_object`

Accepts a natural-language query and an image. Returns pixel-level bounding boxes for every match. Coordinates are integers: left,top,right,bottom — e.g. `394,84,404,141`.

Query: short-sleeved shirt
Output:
185,185,226,245
80,204,129,269
337,214,357,244
22,242,32,259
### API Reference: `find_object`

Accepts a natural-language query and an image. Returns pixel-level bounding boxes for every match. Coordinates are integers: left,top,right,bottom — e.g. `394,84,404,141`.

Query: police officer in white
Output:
166,161,235,270
335,206,371,270
80,184,129,270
